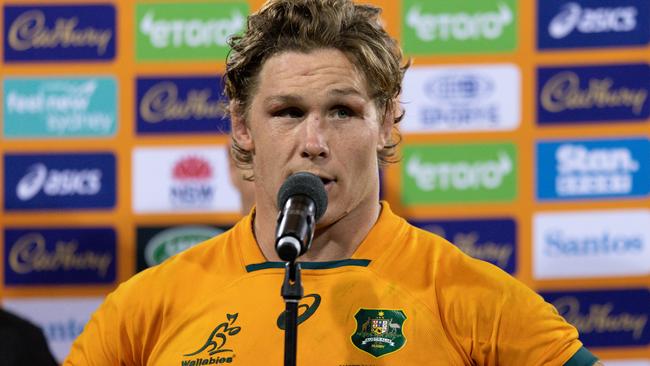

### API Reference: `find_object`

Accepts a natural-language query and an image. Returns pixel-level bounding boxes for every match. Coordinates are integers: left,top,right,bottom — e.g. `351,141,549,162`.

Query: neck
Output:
253,197,381,262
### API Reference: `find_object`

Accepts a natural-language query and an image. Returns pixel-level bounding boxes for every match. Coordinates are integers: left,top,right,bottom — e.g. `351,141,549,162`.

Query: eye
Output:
332,106,354,119
273,107,304,118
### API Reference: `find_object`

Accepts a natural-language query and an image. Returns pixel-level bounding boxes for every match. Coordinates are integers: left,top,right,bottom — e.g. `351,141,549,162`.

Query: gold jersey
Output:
65,203,595,366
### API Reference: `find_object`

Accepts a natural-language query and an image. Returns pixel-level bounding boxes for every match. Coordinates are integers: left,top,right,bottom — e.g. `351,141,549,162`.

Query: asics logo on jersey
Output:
277,293,321,330
182,313,241,365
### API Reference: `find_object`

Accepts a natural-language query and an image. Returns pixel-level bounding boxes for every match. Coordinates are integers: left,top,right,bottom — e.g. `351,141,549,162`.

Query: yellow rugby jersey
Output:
66,202,594,366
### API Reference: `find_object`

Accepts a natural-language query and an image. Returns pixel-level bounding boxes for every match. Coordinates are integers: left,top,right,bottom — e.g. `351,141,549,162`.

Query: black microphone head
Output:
277,172,328,221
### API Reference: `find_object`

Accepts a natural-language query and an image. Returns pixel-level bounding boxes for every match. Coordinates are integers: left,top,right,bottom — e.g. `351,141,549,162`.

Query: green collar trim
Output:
246,259,371,272
564,347,598,366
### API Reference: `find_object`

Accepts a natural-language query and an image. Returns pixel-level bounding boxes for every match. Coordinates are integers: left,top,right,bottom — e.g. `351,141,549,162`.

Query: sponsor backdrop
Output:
0,0,648,362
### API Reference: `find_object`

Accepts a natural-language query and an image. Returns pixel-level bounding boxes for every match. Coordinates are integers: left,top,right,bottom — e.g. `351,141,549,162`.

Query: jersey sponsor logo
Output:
3,77,117,138
351,309,407,357
539,289,650,347
3,5,115,61
132,146,241,213
4,153,116,210
276,294,321,330
136,76,229,134
137,225,225,271
536,138,650,201
412,218,517,274
4,228,116,285
402,143,517,205
402,0,517,54
533,209,650,279
2,297,103,363
136,2,248,61
401,64,520,133
538,0,650,50
537,63,650,125
182,313,241,365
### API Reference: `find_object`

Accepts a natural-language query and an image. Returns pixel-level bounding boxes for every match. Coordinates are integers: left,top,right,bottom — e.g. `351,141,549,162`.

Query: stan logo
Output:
171,156,214,207
351,309,407,357
182,313,241,365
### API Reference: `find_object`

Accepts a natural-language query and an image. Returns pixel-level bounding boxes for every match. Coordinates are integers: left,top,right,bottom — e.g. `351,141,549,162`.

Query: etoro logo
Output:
402,0,517,54
402,143,517,205
136,2,248,61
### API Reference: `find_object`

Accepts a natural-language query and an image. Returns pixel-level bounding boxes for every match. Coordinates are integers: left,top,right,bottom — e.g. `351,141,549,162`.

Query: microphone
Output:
275,172,328,262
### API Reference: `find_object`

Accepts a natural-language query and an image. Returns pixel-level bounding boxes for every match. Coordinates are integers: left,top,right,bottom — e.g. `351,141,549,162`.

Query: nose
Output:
300,115,330,160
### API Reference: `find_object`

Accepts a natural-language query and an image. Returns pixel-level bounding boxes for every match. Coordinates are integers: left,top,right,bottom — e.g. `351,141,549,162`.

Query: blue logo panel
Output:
538,0,650,50
537,64,650,124
4,228,117,285
3,5,116,62
136,76,230,134
536,138,650,201
539,288,650,347
3,153,116,210
410,218,517,274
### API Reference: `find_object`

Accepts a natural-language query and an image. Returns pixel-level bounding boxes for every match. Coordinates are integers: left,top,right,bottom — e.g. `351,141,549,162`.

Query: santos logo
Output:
533,209,650,279
402,64,520,133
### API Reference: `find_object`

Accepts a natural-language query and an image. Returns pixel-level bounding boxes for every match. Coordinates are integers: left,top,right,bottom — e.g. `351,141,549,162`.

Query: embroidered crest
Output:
351,309,407,357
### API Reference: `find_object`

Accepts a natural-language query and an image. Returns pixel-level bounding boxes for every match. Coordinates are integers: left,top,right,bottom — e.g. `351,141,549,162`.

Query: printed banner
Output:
3,5,116,61
4,228,116,285
3,77,117,138
3,153,116,211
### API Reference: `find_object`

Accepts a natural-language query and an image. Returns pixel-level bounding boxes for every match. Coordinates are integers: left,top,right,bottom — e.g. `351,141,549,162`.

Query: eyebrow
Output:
263,88,367,106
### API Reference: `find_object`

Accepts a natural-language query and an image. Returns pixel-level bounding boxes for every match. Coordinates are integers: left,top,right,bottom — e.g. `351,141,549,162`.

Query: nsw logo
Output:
537,63,650,124
412,218,517,274
3,77,117,138
132,147,241,213
4,153,116,210
3,5,115,61
536,138,650,200
402,143,517,205
402,0,517,54
533,209,650,279
401,64,520,133
136,76,229,134
4,228,116,285
538,0,650,50
539,289,650,347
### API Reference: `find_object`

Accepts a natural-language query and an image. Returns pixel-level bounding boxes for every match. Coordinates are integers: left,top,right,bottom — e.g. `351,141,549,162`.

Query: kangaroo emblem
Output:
183,313,241,356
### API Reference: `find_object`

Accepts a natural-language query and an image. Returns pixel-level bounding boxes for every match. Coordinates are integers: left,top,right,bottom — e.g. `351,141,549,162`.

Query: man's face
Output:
233,48,391,226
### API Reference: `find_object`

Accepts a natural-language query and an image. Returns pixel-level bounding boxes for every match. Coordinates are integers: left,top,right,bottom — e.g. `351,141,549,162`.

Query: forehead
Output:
254,48,370,99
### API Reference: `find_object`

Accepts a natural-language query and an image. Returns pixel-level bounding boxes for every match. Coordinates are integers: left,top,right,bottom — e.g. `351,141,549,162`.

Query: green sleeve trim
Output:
563,347,598,366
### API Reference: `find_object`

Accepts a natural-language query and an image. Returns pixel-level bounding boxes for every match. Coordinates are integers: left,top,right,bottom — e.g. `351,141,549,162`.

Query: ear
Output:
230,100,254,151
377,101,397,150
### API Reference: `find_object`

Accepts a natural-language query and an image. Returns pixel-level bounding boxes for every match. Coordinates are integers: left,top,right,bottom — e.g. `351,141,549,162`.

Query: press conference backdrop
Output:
0,0,649,363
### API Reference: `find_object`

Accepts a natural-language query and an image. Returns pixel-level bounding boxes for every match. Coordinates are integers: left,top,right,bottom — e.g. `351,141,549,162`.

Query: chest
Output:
147,271,468,366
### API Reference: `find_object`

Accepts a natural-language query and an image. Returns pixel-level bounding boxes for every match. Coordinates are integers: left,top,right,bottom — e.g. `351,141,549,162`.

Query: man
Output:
65,1,602,364
0,308,58,365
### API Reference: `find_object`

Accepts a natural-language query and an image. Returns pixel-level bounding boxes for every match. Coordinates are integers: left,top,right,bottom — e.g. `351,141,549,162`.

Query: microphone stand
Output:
281,260,303,366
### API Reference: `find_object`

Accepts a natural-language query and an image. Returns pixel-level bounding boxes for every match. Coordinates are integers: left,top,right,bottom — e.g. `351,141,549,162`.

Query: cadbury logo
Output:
7,10,112,55
9,232,113,277
541,71,648,115
553,296,648,340
140,82,222,123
